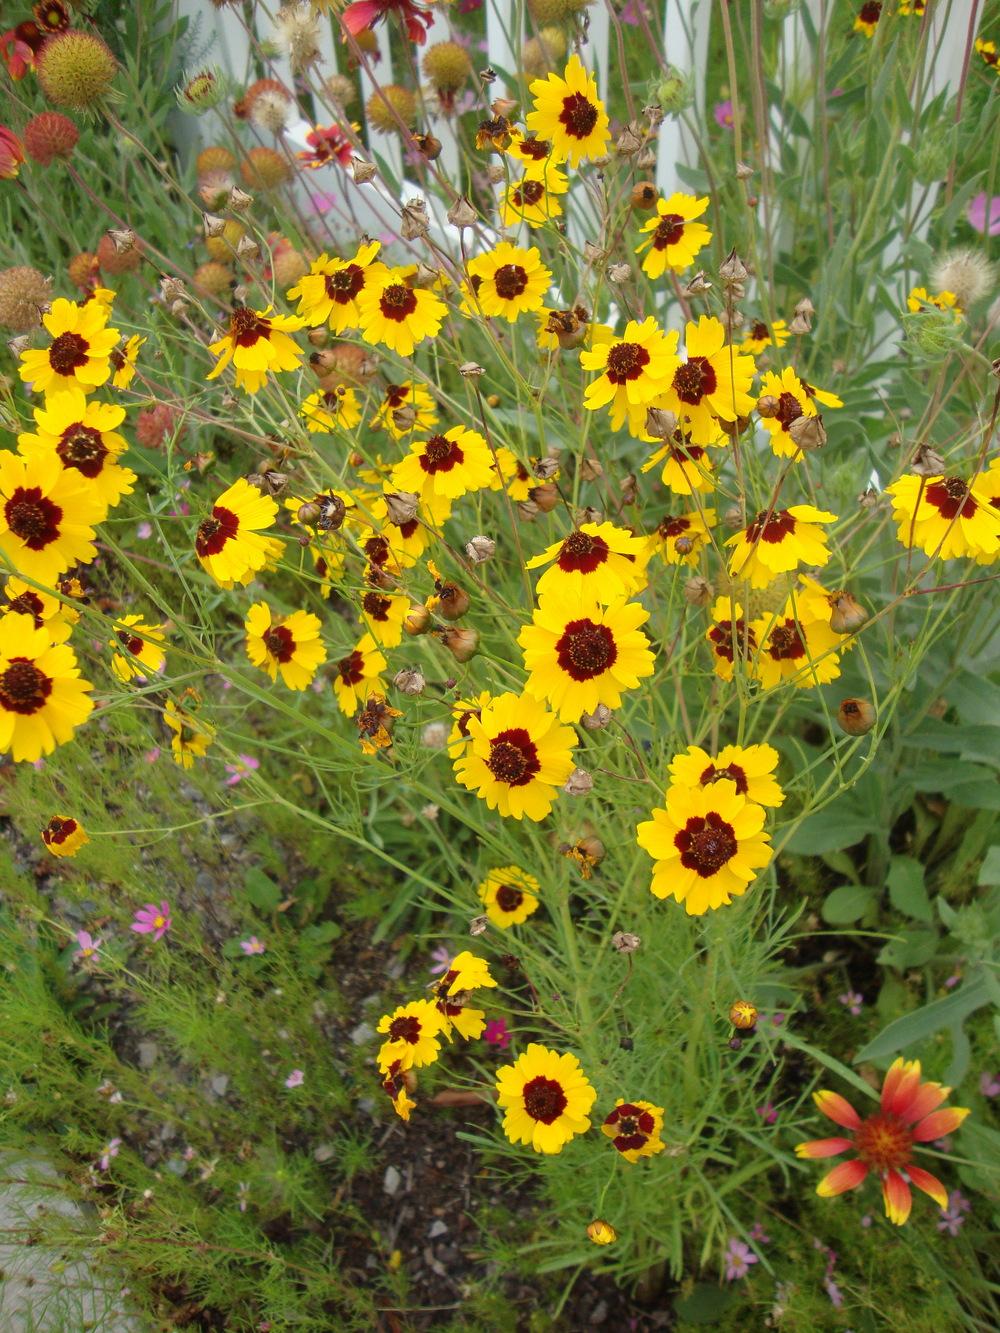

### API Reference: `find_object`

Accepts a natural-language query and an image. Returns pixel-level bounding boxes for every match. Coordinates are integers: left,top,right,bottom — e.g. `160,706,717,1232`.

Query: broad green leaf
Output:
854,977,990,1064
674,1283,736,1324
878,928,938,970
978,846,1000,887
244,868,281,913
887,856,931,922
822,885,876,925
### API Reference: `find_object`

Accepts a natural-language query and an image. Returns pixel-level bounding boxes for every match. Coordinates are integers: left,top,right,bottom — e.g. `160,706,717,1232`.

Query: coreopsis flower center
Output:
385,384,407,407
555,617,618,680
557,530,610,573
387,1015,421,1043
357,695,400,748
767,620,806,660
264,625,295,662
44,816,77,843
925,477,976,520
421,434,463,473
363,592,392,620
116,630,144,655
6,590,44,624
775,391,805,430
0,658,53,715
364,535,391,565
195,505,239,556
325,264,365,301
668,442,706,467
559,92,599,139
673,356,717,405
708,617,756,663
486,727,540,787
58,424,108,477
701,761,749,795
653,213,685,248
6,488,62,549
380,283,418,321
493,264,529,300
522,1074,568,1123
518,136,551,160
495,883,524,912
230,306,271,347
109,346,128,373
859,1,882,23
746,509,796,544
750,321,769,342
605,342,651,383
674,811,738,877
47,331,89,374
338,650,365,684
854,1113,913,1171
512,179,545,208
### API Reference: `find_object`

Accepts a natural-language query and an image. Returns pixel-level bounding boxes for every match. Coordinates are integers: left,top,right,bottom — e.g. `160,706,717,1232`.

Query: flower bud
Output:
580,703,611,730
729,1000,758,1030
383,490,420,525
393,667,425,696
787,413,826,452
612,931,641,954
437,583,470,620
563,767,593,796
469,914,489,937
404,602,431,636
756,394,779,419
465,535,495,564
630,181,658,211
683,575,713,607
723,505,744,529
655,65,693,113
837,698,876,736
587,1220,617,1246
828,591,866,634
439,627,479,662
719,248,749,285
412,133,442,161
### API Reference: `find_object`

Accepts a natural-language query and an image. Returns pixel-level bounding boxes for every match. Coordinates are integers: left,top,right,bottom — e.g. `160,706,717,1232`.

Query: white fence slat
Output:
656,0,711,198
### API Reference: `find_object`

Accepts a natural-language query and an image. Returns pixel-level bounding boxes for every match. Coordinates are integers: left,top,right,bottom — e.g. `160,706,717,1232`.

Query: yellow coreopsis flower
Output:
358,589,410,648
41,814,89,858
333,634,386,716
526,54,610,166
739,318,789,356
299,386,362,433
751,578,850,689
757,367,841,460
18,297,119,397
636,778,773,914
906,287,962,317
499,159,569,228
854,2,882,38
526,521,650,602
645,507,717,566
466,242,552,322
370,381,439,439
0,450,104,585
109,615,166,683
391,425,495,504
660,316,756,444
376,999,445,1073
975,37,999,75
431,949,498,1041
581,318,681,435
635,193,712,278
109,334,145,390
641,426,721,495
358,269,447,357
496,1043,596,1153
206,305,305,395
245,603,326,689
668,742,784,807
18,387,136,514
286,240,387,332
726,504,837,588
518,593,655,722
454,690,576,821
705,597,758,683
885,472,999,562
0,613,93,763
478,865,542,928
164,695,215,768
194,478,285,588
1,576,74,643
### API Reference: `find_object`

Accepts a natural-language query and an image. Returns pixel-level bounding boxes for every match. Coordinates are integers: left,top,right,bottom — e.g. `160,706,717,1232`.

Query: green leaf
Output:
854,976,990,1064
674,1283,736,1324
978,846,1000,887
821,885,876,925
887,857,932,922
244,868,281,913
878,928,938,970
781,808,878,855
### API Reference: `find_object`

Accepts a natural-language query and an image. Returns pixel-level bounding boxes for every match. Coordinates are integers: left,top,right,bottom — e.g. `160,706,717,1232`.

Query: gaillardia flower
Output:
726,504,837,589
518,593,655,722
635,193,712,278
206,305,305,395
286,241,387,332
454,690,576,821
0,450,104,584
18,386,136,515
796,1057,969,1226
495,1043,596,1153
466,242,552,322
581,317,680,435
195,478,285,588
376,998,444,1073
527,521,650,602
41,813,88,857
245,603,326,689
636,777,772,914
0,613,93,762
18,296,119,396
358,268,447,357
661,316,756,444
109,615,166,683
885,473,999,562
526,55,610,167
668,742,784,807
601,1098,666,1162
479,864,541,928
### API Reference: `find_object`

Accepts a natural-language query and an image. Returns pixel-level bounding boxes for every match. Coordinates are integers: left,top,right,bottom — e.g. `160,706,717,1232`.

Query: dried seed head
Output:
644,406,677,439
531,483,560,513
794,297,815,318
630,181,658,211
719,248,749,285
228,186,253,212
682,270,713,297
837,697,876,736
787,413,827,451
400,197,429,240
383,490,420,525
436,583,470,620
459,360,485,377
931,248,993,311
607,262,631,284
447,195,478,228
911,443,946,476
563,767,593,796
615,120,646,156
486,162,506,184
0,266,52,332
580,703,612,731
735,160,754,180
351,157,377,184
393,667,425,696
465,535,495,564
236,234,259,259
203,213,227,238
469,914,489,936
829,591,866,634
612,931,641,954
404,602,431,636
683,575,713,607
787,312,812,335
439,626,479,662
723,505,744,528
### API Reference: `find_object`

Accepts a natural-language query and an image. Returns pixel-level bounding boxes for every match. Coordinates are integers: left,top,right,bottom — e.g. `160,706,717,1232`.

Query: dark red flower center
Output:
653,213,685,248
557,530,610,573
522,1074,567,1123
605,341,651,384
5,590,45,625
47,331,89,375
195,504,239,557
364,535,391,565
924,477,977,520
495,883,524,912
519,136,551,160
387,1015,421,1044
854,1112,912,1171
559,92,598,139
658,515,690,538
5,487,62,549
58,424,108,477
363,592,391,621
672,356,717,405
0,657,52,715
701,761,748,795
708,617,756,663
750,321,769,342
555,617,617,681
486,727,540,787
766,619,806,660
43,815,77,844
379,283,418,321
674,811,737,877
264,625,295,662
421,434,463,473
338,650,365,685
116,630,144,656
745,509,795,544
859,2,882,23
512,179,545,208
230,306,271,346
385,384,407,407
325,263,365,302
775,392,804,430
493,264,528,300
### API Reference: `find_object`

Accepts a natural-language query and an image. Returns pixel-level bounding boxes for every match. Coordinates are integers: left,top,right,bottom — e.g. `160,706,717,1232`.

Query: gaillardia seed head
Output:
23,111,79,165
37,31,117,109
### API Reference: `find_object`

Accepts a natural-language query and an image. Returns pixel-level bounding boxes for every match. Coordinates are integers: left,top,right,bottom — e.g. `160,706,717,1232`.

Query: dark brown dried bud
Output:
437,582,470,620
412,132,442,161
837,697,876,735
612,931,641,954
532,482,560,513
439,626,479,662
683,575,713,607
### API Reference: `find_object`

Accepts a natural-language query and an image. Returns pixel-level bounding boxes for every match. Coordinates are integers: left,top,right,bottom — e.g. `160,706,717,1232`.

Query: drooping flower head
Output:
527,521,650,602
601,1098,666,1162
341,0,434,46
646,506,717,566
18,297,119,396
526,54,610,167
41,813,88,857
454,691,576,821
431,949,497,1040
478,864,541,928
163,694,215,768
635,193,712,278
854,2,882,38
370,380,439,439
642,424,721,494
796,1057,970,1226
705,597,758,682
495,1043,596,1153
0,613,93,763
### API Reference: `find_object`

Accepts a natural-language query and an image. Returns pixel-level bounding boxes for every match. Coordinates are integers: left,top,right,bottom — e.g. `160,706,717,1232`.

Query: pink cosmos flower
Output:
429,944,452,975
937,1189,970,1236
73,930,103,962
285,1069,304,1088
136,521,153,540
967,192,1000,237
714,99,734,129
98,1138,122,1171
240,936,266,955
724,1237,758,1280
131,901,172,941
225,755,260,786
748,1221,771,1244
484,1018,511,1049
979,1071,1000,1097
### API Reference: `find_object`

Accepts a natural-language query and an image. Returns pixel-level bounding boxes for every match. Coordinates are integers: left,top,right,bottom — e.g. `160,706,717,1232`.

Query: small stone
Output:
350,1020,376,1045
383,1165,402,1196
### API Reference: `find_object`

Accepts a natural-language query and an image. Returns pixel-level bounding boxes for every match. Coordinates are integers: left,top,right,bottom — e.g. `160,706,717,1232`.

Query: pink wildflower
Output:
484,1018,511,1049
225,755,260,786
73,929,103,963
131,901,172,941
240,936,266,955
285,1069,304,1088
